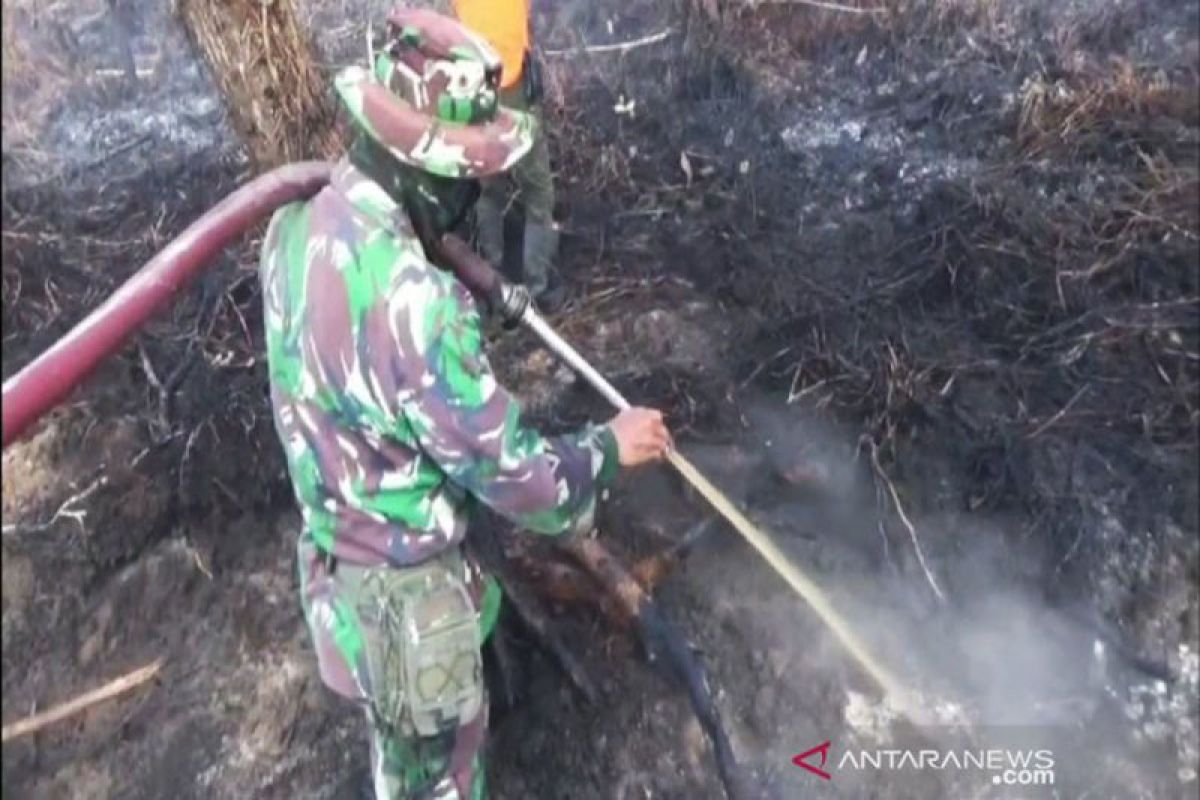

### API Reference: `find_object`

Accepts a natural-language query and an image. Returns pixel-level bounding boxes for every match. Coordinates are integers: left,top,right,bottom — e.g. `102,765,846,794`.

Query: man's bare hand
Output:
607,407,672,467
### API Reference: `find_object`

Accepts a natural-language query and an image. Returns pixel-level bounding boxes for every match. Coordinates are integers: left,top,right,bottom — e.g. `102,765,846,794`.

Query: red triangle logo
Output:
792,740,833,780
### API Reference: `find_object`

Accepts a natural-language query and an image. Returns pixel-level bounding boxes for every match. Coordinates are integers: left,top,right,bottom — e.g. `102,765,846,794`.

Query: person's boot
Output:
523,221,566,313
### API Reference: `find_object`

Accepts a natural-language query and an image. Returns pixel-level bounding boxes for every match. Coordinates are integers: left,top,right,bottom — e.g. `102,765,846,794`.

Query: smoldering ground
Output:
673,397,1199,798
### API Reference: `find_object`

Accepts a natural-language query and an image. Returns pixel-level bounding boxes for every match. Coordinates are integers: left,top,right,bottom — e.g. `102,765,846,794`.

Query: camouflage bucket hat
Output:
334,8,536,179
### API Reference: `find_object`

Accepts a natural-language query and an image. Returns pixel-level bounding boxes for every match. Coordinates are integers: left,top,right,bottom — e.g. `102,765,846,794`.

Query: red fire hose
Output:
1,161,333,449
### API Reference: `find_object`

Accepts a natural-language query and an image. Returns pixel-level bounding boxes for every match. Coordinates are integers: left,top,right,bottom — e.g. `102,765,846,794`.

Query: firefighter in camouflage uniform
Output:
259,9,670,799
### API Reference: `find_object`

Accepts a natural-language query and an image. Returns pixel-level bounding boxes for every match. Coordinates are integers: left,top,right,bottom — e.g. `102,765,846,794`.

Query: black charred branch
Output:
562,536,751,800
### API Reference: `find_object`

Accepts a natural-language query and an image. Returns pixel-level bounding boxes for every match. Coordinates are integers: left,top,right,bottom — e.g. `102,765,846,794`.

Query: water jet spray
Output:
434,234,915,713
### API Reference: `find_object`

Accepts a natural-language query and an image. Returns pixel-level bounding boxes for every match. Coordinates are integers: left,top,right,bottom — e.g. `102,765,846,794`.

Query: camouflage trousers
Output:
297,534,502,799
476,85,558,295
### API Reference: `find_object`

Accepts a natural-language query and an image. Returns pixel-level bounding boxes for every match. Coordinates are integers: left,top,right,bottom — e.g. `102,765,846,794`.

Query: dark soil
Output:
3,1,1197,798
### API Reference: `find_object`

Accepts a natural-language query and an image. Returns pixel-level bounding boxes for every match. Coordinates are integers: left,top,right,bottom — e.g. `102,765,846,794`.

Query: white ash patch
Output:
1124,642,1200,785
844,690,898,744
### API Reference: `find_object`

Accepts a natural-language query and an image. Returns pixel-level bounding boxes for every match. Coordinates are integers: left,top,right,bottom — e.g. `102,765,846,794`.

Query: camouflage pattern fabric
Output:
263,12,617,796
262,156,618,797
334,7,535,179
297,536,489,799
367,716,487,800
261,157,618,567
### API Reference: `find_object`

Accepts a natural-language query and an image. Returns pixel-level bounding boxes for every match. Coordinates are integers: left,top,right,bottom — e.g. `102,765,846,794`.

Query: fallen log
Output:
491,569,601,705
468,526,600,704
473,523,751,797
561,536,750,800
509,551,617,612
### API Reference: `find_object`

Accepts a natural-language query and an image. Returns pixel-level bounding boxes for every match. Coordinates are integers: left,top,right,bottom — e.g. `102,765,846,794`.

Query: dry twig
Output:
2,658,165,743
2,473,109,537
544,29,673,57
755,0,886,13
867,441,947,605
1025,384,1090,439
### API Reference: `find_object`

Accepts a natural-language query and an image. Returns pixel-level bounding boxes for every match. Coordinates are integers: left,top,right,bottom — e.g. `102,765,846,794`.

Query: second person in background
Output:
454,0,566,312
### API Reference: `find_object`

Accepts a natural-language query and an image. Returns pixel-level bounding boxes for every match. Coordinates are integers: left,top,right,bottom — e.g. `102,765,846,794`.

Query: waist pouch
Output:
340,550,484,737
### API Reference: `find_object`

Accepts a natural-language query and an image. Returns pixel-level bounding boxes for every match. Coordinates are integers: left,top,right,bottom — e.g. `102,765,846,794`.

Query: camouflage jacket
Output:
260,158,618,566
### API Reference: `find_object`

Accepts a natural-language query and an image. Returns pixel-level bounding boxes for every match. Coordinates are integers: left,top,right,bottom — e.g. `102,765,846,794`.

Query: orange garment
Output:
454,0,529,88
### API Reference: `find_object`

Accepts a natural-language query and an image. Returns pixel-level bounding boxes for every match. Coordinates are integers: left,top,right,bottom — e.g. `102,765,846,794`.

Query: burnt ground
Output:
2,1,1199,798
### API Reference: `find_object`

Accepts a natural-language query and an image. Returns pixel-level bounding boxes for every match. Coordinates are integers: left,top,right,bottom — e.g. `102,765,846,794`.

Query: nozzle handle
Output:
436,233,529,324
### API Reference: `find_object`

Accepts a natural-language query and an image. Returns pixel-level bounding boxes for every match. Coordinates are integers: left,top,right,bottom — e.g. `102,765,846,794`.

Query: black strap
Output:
522,49,544,106
318,547,338,574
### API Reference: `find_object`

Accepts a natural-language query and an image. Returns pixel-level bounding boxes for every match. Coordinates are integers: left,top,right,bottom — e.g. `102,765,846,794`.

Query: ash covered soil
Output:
3,1,1198,798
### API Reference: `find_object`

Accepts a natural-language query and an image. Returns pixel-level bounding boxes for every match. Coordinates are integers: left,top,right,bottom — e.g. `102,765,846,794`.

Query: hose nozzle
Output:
435,232,528,326
497,282,531,328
